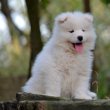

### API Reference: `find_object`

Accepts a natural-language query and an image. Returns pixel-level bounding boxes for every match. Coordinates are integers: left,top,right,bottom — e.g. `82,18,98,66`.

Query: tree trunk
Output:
83,0,91,13
0,0,26,43
83,0,97,93
25,0,43,79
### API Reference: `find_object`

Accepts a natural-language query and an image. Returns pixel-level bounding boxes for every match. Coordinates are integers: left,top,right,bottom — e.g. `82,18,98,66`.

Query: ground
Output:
0,75,26,101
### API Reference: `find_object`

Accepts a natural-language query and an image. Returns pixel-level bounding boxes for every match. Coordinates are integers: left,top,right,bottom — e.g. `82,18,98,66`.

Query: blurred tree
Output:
83,0,98,93
83,0,91,12
25,0,43,78
0,0,27,44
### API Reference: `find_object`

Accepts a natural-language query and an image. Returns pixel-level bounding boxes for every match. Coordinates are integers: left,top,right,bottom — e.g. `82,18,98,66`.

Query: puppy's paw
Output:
74,93,93,100
44,92,60,97
88,91,97,99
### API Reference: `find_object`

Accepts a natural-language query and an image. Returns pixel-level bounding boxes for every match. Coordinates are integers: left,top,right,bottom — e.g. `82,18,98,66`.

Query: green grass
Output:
95,38,110,99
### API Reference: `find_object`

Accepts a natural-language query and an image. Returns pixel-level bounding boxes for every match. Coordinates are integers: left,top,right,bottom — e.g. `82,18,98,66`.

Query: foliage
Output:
40,0,50,9
101,0,110,5
90,0,110,98
0,45,29,76
0,0,110,99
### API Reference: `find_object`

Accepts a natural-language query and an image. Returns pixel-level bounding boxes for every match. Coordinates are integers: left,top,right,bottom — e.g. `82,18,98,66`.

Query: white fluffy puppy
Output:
23,11,97,99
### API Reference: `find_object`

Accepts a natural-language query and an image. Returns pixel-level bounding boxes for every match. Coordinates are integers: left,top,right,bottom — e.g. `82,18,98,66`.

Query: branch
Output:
0,0,28,37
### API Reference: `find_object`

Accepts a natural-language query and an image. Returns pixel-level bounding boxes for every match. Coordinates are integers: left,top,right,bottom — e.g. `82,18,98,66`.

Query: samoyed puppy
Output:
23,11,97,99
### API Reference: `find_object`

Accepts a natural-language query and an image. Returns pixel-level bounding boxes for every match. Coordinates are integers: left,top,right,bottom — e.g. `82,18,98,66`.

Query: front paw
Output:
74,93,93,100
88,91,97,99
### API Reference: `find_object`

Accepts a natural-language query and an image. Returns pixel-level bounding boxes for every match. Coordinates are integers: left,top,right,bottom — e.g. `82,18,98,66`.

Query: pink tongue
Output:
74,44,83,53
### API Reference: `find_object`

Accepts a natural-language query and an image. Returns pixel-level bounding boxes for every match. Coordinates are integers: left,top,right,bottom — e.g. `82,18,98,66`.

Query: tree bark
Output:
83,0,97,93
25,0,43,79
83,0,91,13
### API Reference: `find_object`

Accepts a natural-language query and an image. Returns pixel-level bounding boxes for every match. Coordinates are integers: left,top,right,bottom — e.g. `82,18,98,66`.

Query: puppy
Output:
23,11,97,99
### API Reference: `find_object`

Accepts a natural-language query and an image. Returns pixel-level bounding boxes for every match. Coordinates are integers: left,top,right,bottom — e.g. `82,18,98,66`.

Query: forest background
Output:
0,0,110,101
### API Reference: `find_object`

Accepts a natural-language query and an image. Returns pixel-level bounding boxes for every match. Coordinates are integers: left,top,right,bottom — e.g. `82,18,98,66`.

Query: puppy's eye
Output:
82,29,85,32
69,30,74,33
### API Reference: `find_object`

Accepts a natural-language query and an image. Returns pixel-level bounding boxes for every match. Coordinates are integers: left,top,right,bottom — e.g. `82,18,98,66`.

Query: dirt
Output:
0,75,27,101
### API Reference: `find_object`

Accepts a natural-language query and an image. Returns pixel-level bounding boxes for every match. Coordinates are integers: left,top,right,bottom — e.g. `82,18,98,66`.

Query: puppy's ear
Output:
84,13,93,22
55,13,68,24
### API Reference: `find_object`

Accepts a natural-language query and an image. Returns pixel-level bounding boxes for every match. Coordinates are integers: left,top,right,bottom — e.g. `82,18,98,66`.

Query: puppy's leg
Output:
73,75,96,100
44,71,61,97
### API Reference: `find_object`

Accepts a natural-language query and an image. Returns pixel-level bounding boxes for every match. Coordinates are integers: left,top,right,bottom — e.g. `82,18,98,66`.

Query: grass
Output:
95,37,110,99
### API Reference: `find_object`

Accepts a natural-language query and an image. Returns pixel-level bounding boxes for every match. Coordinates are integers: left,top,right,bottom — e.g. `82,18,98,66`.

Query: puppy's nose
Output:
77,36,83,41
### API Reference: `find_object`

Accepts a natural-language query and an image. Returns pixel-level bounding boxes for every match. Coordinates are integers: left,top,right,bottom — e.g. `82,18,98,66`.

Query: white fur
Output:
22,11,97,99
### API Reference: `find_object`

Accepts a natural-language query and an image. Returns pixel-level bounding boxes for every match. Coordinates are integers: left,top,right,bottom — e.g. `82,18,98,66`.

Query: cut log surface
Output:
0,92,110,110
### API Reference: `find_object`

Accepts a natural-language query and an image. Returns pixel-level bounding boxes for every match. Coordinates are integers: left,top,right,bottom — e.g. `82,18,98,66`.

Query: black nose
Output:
77,36,83,41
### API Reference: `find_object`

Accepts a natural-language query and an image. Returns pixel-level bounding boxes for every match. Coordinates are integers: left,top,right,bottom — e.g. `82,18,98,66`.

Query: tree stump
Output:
0,92,110,110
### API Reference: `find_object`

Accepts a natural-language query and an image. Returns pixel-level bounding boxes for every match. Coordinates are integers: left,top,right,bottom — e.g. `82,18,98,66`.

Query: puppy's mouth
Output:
72,42,83,53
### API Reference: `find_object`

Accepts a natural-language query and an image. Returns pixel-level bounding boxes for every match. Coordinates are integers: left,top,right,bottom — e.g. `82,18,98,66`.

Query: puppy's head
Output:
53,11,97,53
